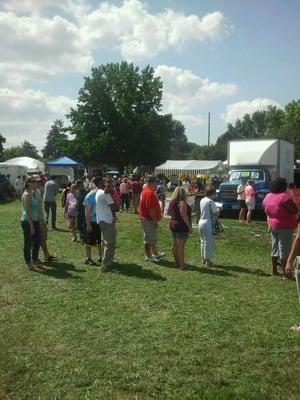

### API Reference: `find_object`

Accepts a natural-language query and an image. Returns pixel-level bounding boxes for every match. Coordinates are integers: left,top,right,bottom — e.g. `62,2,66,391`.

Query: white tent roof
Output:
4,157,45,173
155,160,223,175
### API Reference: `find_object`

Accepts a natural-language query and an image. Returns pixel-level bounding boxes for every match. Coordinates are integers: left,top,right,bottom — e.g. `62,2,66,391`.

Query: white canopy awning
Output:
155,160,224,175
4,157,45,173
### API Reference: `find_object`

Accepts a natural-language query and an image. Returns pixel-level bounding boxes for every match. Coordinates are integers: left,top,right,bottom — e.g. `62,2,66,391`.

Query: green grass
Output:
0,200,300,400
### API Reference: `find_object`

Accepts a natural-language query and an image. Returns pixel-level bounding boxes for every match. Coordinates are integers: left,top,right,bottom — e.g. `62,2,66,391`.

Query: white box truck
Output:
217,139,294,209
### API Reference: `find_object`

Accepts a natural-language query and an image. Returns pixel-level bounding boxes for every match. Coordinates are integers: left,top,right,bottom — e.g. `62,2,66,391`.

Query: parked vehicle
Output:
216,139,294,210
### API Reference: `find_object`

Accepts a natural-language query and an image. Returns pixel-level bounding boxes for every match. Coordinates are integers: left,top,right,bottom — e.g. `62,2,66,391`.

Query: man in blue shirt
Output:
83,176,103,265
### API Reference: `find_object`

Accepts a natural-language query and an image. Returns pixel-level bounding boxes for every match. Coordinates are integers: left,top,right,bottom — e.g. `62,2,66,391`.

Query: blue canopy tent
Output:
46,157,84,181
46,156,83,167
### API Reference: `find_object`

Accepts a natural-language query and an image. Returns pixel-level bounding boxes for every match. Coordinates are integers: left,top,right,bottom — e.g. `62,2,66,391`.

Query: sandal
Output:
27,263,40,271
33,262,46,269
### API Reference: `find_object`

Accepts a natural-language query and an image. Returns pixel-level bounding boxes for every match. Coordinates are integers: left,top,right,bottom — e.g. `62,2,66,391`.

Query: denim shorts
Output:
171,230,189,240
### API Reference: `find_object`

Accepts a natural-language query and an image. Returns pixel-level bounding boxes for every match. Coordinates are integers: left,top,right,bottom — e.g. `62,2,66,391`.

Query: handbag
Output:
209,202,223,235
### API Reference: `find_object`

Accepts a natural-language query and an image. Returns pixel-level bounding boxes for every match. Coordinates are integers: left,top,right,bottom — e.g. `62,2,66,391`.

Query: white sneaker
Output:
145,255,160,262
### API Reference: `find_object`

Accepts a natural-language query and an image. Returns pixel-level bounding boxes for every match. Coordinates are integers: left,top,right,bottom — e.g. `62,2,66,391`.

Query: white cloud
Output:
0,88,76,149
0,10,93,83
0,1,234,147
155,65,237,129
0,1,232,84
78,0,232,61
1,0,63,13
222,98,281,124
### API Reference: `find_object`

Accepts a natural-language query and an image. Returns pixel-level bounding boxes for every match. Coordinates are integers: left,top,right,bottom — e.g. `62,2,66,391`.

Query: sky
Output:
0,0,299,152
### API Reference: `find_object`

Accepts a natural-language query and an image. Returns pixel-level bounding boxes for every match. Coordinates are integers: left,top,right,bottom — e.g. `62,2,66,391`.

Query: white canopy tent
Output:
4,157,45,173
155,160,224,175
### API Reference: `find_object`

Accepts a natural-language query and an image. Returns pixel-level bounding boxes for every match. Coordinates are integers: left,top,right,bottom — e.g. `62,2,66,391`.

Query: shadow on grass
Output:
158,259,233,277
113,262,167,281
49,227,70,233
0,198,17,204
35,261,85,279
213,263,270,277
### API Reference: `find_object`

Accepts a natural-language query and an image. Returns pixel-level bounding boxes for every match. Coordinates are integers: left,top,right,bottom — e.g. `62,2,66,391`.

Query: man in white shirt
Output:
237,177,247,223
95,178,117,272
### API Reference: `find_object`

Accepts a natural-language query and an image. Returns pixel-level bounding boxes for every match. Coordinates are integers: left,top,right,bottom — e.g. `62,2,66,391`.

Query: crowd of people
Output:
19,173,300,273
18,172,300,330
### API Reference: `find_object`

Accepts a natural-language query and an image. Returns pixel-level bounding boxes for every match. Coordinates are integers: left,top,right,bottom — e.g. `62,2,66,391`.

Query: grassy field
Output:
0,199,299,400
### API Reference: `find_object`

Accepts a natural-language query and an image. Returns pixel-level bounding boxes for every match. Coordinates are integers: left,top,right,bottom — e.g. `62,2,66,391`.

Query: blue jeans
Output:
44,201,57,228
76,213,87,241
21,221,41,264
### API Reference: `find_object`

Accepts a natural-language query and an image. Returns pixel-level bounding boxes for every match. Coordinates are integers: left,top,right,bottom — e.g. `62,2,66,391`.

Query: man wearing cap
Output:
139,176,164,262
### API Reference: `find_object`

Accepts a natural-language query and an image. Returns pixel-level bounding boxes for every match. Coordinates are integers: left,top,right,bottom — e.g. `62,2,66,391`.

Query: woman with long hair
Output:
167,186,192,270
21,176,44,270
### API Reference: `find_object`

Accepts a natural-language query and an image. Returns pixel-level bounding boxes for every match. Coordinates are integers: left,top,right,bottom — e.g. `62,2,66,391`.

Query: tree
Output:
66,62,186,169
42,119,67,159
0,133,6,159
1,141,40,161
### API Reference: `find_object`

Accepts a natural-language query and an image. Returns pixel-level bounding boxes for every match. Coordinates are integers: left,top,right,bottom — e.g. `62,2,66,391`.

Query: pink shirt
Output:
119,182,130,194
66,192,77,217
262,192,298,230
245,185,255,201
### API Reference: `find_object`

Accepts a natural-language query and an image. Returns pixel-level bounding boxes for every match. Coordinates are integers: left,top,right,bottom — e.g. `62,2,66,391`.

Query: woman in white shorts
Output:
245,180,256,223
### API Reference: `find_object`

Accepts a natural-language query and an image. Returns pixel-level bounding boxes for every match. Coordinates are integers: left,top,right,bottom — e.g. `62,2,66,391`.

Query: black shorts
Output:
86,222,101,246
238,199,246,209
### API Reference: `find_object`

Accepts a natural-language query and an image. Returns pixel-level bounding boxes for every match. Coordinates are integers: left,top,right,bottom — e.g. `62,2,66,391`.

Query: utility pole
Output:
208,112,211,147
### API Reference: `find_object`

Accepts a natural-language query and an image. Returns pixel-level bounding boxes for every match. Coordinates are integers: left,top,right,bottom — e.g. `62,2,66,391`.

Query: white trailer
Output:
0,163,28,188
228,139,294,183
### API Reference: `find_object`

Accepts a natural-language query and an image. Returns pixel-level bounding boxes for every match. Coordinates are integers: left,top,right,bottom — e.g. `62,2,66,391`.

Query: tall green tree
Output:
66,62,186,169
1,141,40,161
42,119,67,159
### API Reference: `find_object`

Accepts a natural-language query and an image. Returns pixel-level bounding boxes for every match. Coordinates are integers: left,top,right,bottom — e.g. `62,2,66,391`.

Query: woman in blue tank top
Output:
21,176,43,270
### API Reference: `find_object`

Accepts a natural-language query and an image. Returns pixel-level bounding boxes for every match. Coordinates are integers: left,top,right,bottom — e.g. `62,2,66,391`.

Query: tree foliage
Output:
42,119,68,160
65,62,188,168
0,133,6,158
191,100,300,161
1,141,40,161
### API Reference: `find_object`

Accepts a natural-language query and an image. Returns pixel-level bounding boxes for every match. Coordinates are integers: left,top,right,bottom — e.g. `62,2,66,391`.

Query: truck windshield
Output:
230,170,264,181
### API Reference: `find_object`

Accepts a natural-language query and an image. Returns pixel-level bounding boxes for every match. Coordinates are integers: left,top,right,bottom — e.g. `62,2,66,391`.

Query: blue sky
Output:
0,0,299,151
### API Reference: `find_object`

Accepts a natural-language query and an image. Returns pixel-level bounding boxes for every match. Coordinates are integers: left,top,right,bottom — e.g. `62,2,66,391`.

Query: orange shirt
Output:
139,186,161,221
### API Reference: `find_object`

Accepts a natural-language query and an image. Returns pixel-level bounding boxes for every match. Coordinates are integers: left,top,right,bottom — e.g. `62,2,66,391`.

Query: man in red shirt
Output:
139,176,164,262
